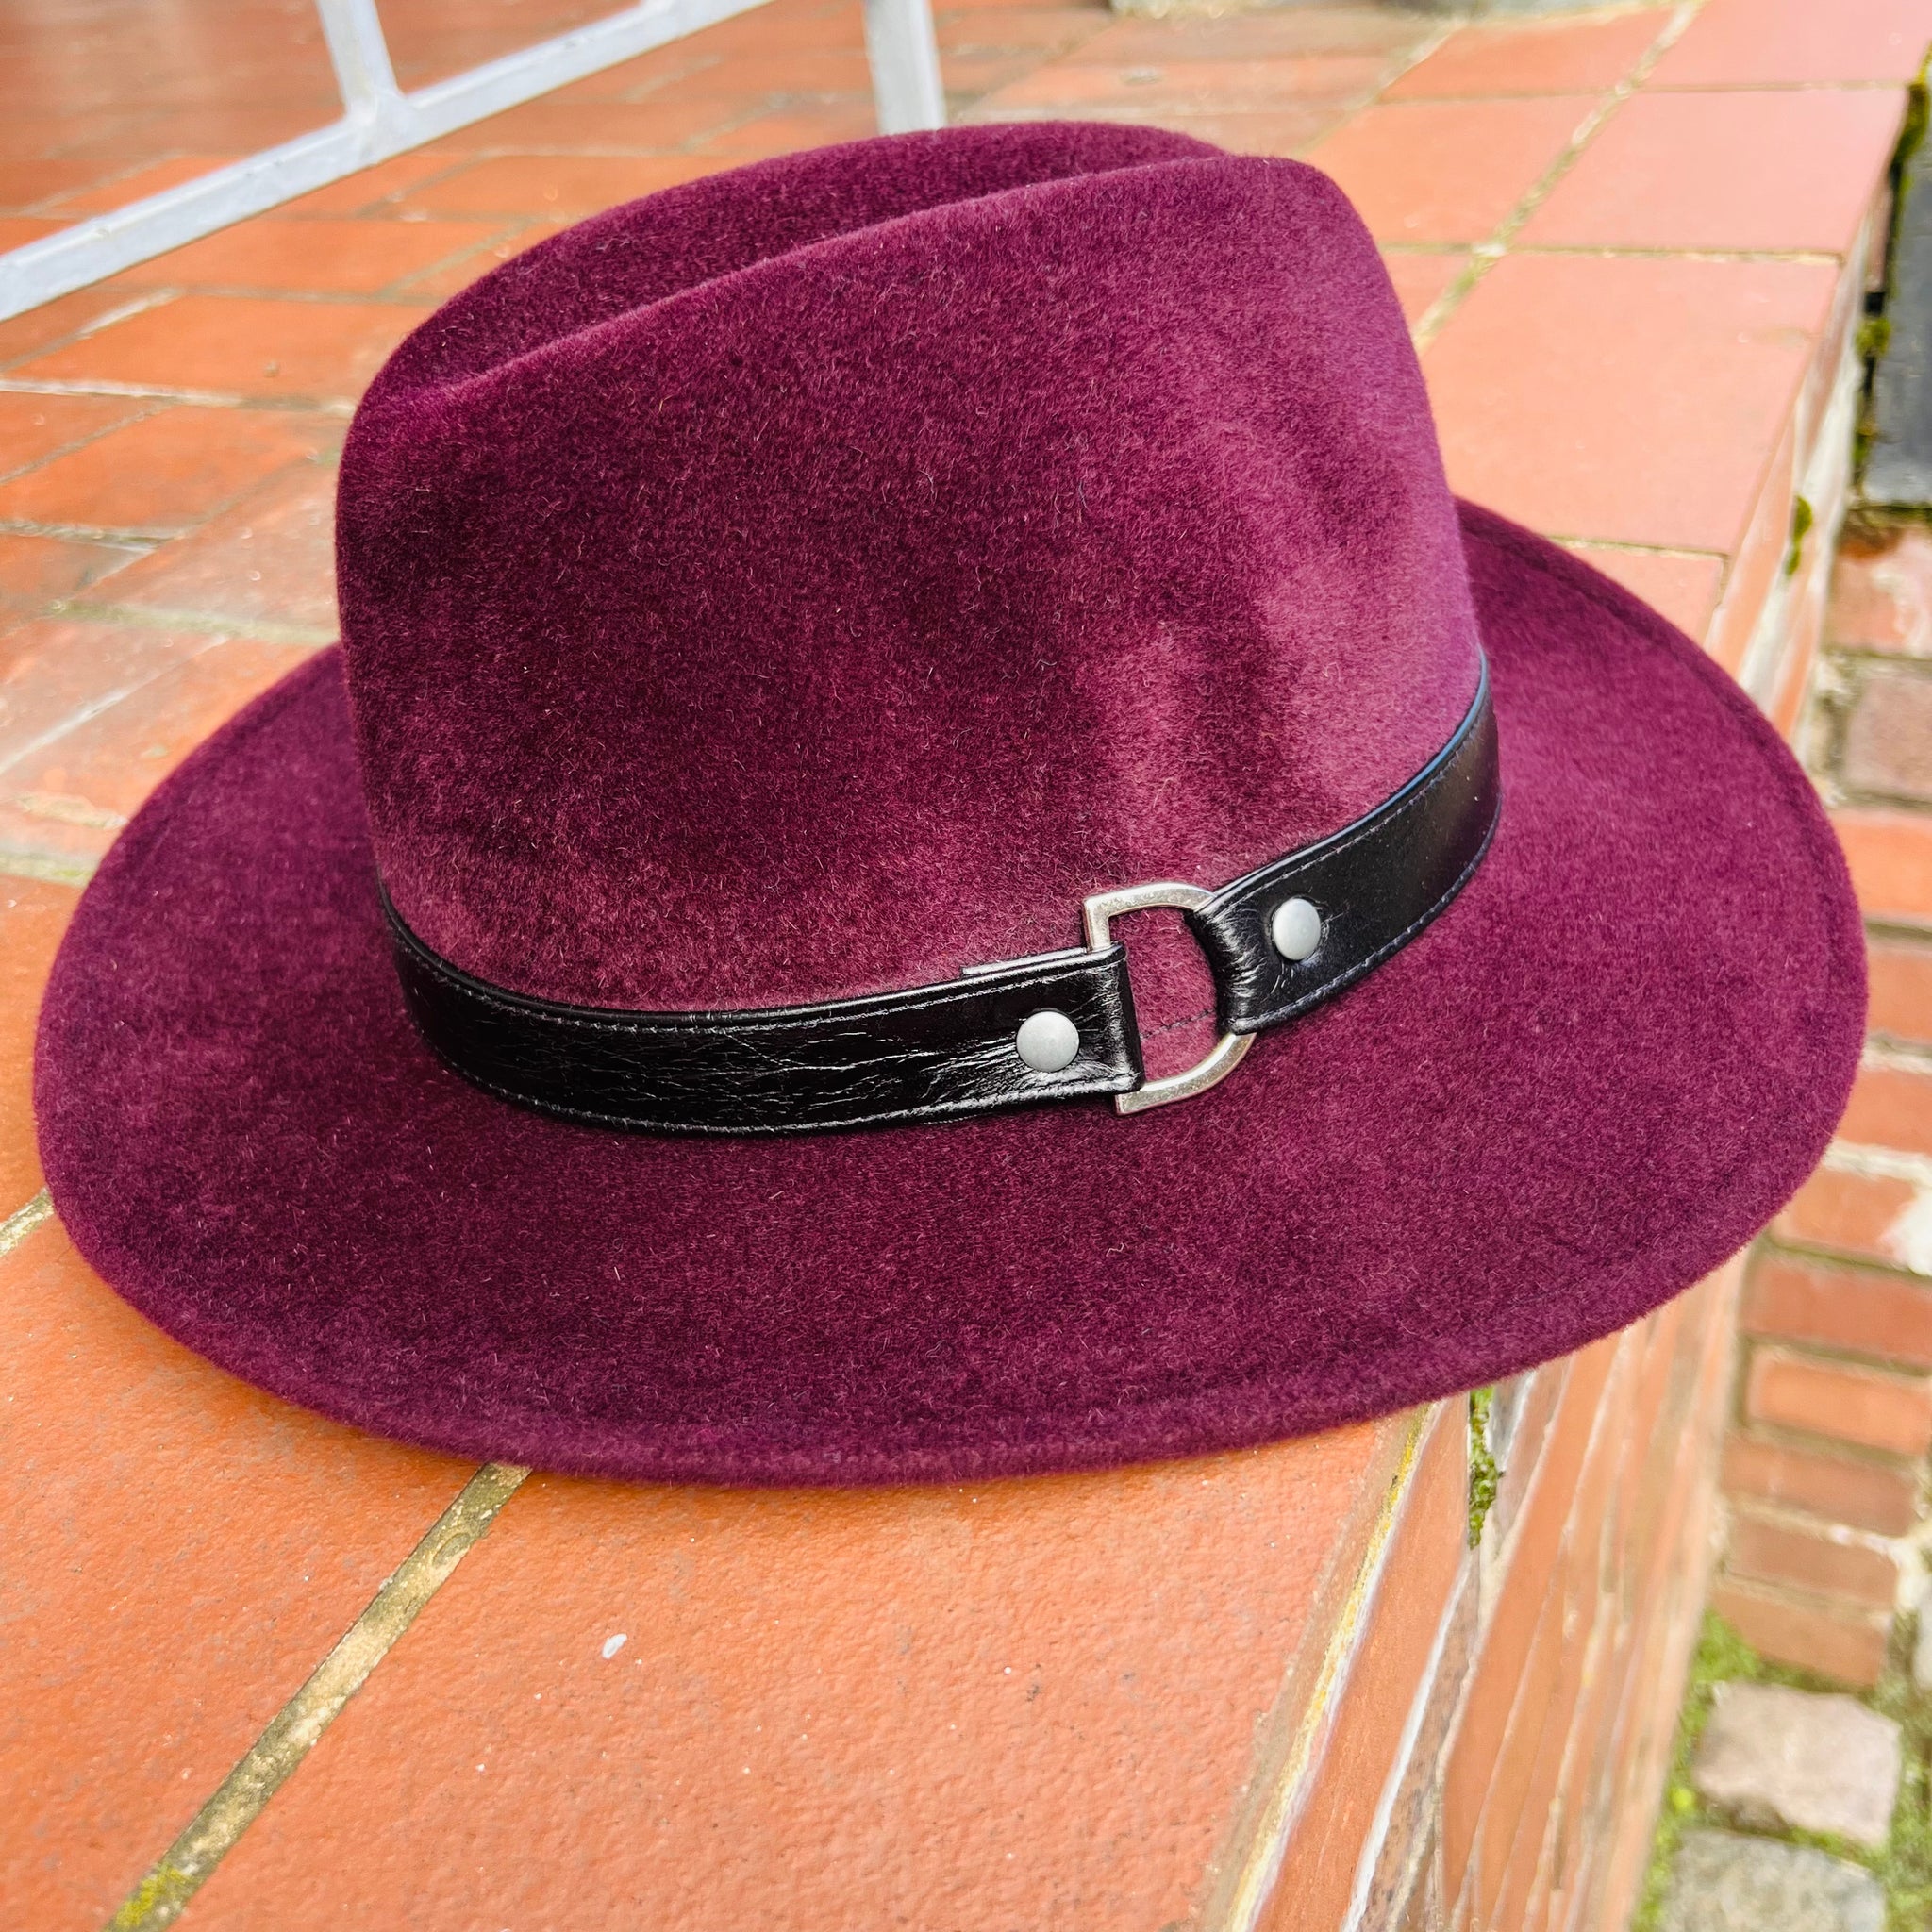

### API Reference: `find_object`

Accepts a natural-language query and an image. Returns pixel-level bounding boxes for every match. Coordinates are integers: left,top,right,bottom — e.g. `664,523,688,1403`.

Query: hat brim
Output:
34,504,1863,1484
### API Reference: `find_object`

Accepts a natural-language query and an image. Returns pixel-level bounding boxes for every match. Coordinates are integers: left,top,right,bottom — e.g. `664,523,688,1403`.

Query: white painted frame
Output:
0,0,944,323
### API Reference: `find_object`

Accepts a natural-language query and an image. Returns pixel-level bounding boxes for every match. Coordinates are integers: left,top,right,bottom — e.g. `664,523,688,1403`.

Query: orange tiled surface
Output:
0,0,1924,1925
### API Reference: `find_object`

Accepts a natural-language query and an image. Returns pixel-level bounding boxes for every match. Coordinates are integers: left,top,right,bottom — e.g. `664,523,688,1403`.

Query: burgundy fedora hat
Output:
36,122,1864,1485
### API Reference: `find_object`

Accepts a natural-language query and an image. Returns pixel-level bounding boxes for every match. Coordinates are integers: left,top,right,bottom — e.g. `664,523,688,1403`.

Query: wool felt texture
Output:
35,125,1865,1484
337,125,1479,1015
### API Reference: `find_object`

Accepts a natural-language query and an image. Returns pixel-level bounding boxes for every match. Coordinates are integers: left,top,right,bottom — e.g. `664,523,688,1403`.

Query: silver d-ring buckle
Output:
1082,881,1254,1115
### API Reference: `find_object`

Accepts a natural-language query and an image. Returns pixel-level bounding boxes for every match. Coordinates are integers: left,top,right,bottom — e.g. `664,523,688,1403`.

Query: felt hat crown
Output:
36,124,1865,1484
339,123,1476,1021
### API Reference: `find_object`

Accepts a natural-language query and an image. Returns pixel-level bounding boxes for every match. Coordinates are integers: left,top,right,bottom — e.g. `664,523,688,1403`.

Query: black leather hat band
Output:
384,657,1497,1135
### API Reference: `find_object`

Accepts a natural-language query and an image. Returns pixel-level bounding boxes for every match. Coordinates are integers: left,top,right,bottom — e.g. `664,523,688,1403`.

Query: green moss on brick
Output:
1467,1386,1499,1547
1786,496,1815,577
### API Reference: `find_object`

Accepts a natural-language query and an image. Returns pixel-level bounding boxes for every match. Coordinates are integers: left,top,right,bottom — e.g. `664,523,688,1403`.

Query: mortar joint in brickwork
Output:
1724,1493,1918,1612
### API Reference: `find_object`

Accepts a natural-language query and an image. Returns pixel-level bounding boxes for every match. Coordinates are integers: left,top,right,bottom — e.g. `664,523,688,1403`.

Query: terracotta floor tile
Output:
8,633,310,822
10,117,162,166
937,8,1113,57
43,154,239,217
1423,253,1836,550
0,108,146,164
101,464,339,635
1384,10,1673,100
646,46,876,97
0,876,75,1204
385,0,659,90
391,218,574,300
0,215,66,252
11,294,432,405
976,53,1385,114
1073,7,1426,60
943,51,1053,99
0,1215,474,1931
0,157,117,212
113,217,511,295
0,619,221,772
275,152,467,217
75,104,338,159
1382,250,1470,325
0,289,169,372
1519,89,1904,256
0,532,144,626
0,795,119,881
420,95,744,154
933,0,1108,9
0,393,149,479
1304,96,1601,245
693,103,882,159
391,152,718,218
1135,106,1352,156
541,42,724,101
1650,0,1932,88
0,409,336,536
675,0,867,58
967,96,1344,149
180,1422,1408,1932
1561,544,1727,641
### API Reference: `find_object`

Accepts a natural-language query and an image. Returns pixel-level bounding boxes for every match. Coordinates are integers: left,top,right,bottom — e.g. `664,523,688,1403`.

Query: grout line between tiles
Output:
0,850,98,884
1408,0,1705,353
0,405,163,489
0,1187,53,1256
54,600,337,645
1510,243,1846,265
0,291,178,375
970,15,1456,146
1861,1038,1932,1074
107,1459,533,1932
0,377,356,413
29,153,227,221
1385,78,1910,107
1,517,188,542
0,632,236,778
0,375,252,406
1552,535,1725,558
11,789,126,829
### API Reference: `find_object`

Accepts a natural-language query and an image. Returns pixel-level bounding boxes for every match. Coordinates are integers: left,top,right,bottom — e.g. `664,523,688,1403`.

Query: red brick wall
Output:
1711,526,1932,1689
1318,1264,1740,1932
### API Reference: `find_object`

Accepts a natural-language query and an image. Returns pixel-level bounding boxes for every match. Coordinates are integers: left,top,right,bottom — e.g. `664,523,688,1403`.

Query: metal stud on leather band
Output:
386,655,1498,1133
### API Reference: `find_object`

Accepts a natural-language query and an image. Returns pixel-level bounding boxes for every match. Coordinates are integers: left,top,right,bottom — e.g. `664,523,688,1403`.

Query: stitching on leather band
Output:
387,915,1120,1038
381,652,1498,1131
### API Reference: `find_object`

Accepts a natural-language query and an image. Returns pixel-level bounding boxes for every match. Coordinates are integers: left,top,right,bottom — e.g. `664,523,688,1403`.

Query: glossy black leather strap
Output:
387,904,1143,1134
1190,658,1499,1033
385,656,1496,1133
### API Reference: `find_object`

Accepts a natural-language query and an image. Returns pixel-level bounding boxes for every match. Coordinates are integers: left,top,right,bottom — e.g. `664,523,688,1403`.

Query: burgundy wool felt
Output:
34,125,1865,1485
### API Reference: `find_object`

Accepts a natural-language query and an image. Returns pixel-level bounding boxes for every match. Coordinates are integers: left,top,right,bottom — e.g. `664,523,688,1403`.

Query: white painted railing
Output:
0,0,945,323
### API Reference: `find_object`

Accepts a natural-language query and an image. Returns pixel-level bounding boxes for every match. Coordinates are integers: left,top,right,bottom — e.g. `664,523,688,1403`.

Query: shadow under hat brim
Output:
33,505,1864,1485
